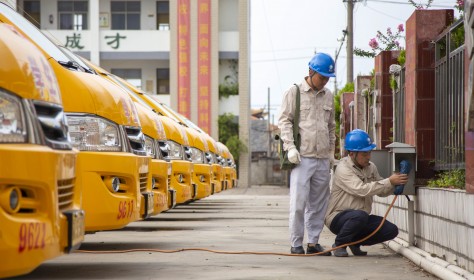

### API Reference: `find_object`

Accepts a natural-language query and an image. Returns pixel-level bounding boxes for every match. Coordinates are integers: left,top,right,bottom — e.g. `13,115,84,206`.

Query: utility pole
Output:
345,0,354,84
267,87,271,184
335,29,347,94
267,87,271,158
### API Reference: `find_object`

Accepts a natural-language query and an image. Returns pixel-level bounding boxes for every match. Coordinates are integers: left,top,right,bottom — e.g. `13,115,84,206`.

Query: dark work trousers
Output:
329,209,399,247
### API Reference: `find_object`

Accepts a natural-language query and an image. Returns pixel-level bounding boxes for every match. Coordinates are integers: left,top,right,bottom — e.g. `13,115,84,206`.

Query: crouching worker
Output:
324,129,408,257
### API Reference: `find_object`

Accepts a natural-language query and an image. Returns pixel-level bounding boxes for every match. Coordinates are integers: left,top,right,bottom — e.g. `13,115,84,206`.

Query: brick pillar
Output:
404,9,454,181
374,51,400,149
340,92,354,156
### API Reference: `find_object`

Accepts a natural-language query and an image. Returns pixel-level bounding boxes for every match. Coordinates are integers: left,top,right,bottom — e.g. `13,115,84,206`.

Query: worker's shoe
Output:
290,246,305,254
332,244,349,257
349,245,367,256
306,244,331,256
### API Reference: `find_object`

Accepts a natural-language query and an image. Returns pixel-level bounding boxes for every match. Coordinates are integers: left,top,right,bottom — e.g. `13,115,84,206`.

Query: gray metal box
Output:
371,142,417,195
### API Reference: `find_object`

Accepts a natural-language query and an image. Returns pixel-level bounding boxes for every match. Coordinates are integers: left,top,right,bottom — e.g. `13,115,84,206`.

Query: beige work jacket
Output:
324,156,395,227
277,78,336,158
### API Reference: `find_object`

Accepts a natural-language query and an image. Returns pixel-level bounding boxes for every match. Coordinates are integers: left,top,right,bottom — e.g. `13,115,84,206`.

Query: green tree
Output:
218,113,247,166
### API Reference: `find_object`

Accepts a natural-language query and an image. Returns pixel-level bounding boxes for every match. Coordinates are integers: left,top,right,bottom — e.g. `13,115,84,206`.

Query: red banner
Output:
197,0,211,134
177,0,190,118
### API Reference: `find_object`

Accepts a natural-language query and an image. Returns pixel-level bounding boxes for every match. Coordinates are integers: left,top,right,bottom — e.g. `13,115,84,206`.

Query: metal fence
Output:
434,19,465,170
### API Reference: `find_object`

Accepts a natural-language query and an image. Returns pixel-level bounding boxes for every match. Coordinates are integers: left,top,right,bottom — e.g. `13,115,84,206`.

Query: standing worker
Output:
325,129,408,257
278,53,336,255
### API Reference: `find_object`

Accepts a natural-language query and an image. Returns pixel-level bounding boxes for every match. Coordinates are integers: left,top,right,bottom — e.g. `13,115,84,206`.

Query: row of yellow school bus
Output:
0,3,237,279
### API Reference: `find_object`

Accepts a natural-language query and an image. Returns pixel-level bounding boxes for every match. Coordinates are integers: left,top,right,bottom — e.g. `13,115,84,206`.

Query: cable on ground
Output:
76,195,398,257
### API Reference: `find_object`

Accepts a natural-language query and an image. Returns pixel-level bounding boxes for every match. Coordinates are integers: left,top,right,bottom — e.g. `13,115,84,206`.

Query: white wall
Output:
219,95,239,116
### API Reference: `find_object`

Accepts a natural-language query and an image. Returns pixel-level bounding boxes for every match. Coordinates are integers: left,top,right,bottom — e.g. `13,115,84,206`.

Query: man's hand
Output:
287,147,301,164
389,173,408,186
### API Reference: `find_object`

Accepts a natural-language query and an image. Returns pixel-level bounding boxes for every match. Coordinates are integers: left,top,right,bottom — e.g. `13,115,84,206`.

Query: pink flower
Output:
387,27,392,36
397,24,404,32
369,38,379,49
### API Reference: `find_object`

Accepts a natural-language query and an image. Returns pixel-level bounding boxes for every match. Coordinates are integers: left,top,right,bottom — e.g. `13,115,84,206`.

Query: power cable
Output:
76,195,400,257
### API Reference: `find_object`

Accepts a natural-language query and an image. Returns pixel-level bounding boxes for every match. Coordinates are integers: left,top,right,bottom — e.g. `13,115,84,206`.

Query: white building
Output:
7,0,251,186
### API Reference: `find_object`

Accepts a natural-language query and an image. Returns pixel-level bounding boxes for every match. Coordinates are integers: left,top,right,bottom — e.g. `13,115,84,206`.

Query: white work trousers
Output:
289,157,330,247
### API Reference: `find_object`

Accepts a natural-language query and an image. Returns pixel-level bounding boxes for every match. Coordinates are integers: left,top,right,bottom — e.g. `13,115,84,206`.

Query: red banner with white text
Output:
177,0,190,118
197,0,211,134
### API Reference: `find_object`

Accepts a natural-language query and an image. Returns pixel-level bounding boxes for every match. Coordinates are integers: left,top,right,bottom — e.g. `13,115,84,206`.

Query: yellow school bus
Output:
217,142,234,189
0,3,151,231
207,136,224,193
131,93,213,200
81,62,193,206
155,102,215,198
228,152,238,188
156,104,223,194
0,23,84,278
58,46,156,220
135,102,173,215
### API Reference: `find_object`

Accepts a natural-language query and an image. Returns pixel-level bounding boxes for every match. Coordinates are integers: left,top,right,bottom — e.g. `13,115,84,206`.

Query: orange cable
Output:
76,195,398,257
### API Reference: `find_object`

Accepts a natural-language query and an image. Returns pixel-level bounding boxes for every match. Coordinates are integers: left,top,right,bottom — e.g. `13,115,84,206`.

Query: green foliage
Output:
390,76,398,90
353,48,376,58
218,81,239,99
408,0,433,9
218,113,247,164
225,135,248,157
451,20,465,50
219,59,239,99
427,169,465,189
397,49,406,66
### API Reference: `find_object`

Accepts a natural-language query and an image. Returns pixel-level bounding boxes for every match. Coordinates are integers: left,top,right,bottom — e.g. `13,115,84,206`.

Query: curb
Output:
386,238,474,280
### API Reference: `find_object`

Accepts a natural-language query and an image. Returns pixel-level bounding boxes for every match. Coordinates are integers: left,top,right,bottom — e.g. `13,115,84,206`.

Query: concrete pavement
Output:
13,185,438,280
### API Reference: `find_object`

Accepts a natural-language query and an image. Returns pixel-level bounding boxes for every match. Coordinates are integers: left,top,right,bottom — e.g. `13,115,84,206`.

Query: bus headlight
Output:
190,147,204,163
144,136,156,158
67,115,122,152
0,90,26,143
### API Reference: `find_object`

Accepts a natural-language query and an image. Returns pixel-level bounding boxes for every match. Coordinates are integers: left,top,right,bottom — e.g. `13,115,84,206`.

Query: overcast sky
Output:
250,0,460,123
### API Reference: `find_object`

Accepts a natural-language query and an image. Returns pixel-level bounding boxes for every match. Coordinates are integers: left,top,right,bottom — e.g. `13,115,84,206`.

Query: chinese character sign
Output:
178,0,191,118
197,0,211,134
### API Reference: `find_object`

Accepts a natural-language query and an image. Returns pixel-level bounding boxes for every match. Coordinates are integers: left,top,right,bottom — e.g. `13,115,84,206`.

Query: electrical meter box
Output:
370,142,416,195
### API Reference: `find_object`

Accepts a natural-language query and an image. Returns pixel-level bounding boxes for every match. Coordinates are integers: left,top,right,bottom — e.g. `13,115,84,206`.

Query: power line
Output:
252,55,372,63
365,0,453,8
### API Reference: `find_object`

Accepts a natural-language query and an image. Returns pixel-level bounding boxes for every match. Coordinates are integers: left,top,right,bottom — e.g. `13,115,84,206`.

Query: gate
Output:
434,19,465,170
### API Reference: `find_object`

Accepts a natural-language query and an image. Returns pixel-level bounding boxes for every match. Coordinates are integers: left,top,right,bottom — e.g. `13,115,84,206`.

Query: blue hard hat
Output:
308,53,336,77
344,129,376,152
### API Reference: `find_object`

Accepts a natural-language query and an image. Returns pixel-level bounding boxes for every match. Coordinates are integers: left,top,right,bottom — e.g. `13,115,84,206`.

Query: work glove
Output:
394,160,411,195
287,147,301,164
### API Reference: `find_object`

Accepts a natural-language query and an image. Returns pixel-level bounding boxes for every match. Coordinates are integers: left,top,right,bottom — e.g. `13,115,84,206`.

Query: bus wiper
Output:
57,60,79,70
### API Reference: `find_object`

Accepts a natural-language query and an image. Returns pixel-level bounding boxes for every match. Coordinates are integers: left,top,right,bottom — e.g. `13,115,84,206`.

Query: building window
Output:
156,68,170,94
58,0,88,30
22,1,41,28
112,69,142,89
156,1,169,30
111,1,140,30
